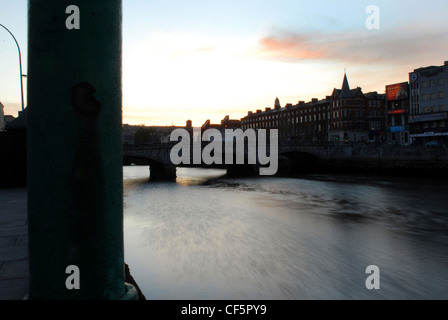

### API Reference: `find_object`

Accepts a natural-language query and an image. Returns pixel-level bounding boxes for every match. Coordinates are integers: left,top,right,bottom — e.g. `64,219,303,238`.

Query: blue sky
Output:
1,0,448,125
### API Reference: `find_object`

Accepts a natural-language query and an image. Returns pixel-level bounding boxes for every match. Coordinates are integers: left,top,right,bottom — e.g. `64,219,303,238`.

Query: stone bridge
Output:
123,142,448,180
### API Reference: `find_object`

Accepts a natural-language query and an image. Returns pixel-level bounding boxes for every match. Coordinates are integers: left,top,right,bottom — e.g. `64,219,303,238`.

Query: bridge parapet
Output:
123,142,448,180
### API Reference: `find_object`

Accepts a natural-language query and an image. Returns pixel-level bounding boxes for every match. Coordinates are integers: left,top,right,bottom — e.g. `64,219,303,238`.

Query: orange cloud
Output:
256,27,448,67
258,34,326,60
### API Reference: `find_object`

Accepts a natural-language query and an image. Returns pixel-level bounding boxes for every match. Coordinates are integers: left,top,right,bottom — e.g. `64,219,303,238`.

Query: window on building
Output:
438,78,444,85
438,91,445,99
422,94,428,101
430,79,436,86
430,93,436,100
422,81,428,88
440,121,445,127
432,122,437,128
423,107,428,113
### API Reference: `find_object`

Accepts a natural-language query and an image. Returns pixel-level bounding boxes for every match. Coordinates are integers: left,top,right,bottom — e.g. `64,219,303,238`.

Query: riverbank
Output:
275,155,448,179
0,188,28,300
0,131,26,188
0,188,145,300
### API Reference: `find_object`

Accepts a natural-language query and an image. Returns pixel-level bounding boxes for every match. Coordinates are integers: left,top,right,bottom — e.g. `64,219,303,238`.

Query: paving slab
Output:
0,260,29,280
0,278,29,300
0,236,17,248
0,188,29,300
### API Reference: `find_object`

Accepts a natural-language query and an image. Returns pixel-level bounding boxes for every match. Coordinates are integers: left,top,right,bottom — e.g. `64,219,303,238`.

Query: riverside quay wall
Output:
277,143,448,177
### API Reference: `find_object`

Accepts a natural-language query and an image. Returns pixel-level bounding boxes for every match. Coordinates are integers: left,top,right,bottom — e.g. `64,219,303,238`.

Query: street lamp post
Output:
0,23,25,112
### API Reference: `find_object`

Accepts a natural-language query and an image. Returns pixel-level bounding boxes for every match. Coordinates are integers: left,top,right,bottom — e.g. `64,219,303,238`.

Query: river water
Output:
123,166,448,300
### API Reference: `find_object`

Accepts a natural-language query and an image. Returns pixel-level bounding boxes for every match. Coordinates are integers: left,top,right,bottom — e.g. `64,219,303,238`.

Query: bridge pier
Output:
226,165,258,177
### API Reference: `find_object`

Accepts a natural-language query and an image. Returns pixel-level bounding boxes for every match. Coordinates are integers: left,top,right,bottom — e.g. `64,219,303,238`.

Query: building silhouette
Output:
409,61,448,146
241,73,386,143
329,73,386,142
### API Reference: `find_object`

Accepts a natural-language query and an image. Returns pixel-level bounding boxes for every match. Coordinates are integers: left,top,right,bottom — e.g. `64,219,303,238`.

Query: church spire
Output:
274,97,281,109
340,71,351,98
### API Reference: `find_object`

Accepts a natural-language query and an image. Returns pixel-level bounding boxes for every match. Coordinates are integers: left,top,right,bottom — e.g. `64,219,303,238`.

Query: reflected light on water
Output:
123,166,448,300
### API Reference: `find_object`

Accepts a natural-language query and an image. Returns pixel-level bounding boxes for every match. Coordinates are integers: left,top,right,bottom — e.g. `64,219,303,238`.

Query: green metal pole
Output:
27,0,137,299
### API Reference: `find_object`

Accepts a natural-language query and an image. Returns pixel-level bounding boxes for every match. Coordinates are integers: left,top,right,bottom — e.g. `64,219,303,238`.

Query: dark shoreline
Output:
2,127,448,189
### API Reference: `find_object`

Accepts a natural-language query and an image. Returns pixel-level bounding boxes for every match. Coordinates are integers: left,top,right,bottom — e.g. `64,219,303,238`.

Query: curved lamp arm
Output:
0,23,25,112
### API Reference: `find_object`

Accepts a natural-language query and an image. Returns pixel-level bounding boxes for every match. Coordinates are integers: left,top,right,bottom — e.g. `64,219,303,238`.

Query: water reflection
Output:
123,166,448,299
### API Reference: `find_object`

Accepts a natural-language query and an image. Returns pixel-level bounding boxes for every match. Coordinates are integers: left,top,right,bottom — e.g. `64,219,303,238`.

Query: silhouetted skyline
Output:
1,0,448,126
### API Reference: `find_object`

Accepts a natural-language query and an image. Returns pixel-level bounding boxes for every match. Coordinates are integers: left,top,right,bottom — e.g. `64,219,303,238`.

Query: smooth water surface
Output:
123,166,448,299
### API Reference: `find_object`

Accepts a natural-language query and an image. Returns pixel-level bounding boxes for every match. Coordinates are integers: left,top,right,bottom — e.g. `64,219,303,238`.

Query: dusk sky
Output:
1,0,448,126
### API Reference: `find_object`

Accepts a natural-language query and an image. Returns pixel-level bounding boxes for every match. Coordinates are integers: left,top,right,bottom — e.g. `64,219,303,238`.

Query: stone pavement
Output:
0,188,145,300
0,188,29,300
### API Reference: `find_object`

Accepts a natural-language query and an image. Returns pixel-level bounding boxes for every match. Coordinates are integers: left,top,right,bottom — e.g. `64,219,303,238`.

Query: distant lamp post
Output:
0,23,25,112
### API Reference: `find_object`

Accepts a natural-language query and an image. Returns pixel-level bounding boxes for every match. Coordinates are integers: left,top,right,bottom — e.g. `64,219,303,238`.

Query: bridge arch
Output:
278,151,326,175
123,155,176,181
